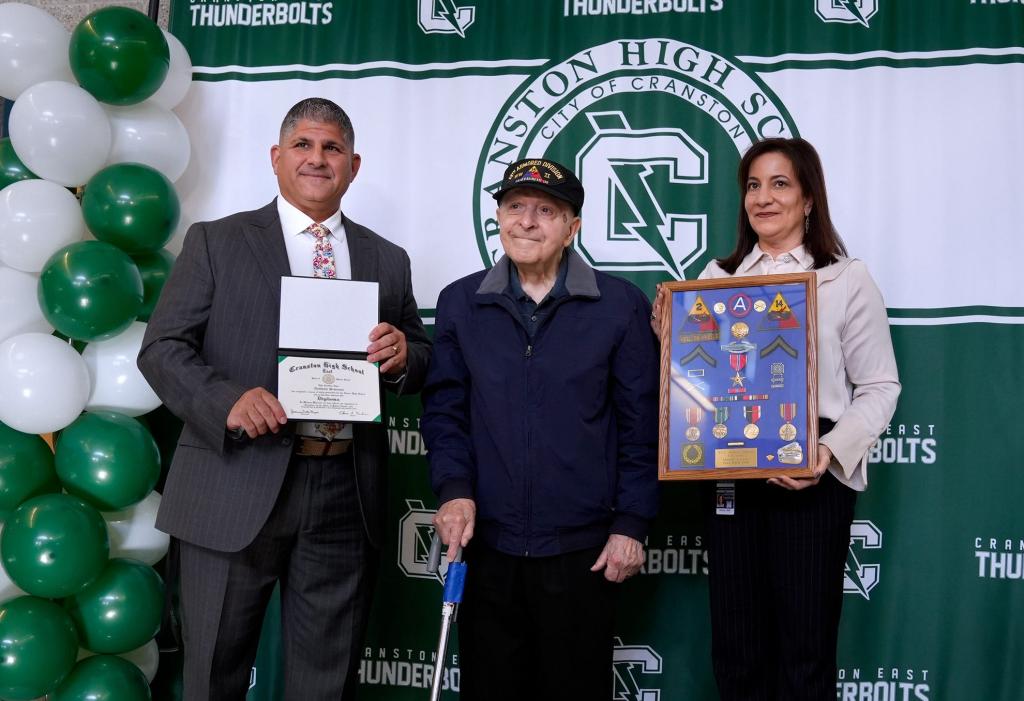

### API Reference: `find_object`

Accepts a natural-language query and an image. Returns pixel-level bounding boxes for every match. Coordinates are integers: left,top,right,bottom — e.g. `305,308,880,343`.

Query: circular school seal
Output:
474,39,798,290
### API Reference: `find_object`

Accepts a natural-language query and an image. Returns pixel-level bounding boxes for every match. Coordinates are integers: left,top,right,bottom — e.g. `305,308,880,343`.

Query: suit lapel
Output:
244,200,291,297
344,215,379,283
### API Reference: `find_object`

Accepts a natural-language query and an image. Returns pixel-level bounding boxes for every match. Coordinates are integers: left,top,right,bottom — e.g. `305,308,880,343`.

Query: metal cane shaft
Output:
430,604,456,701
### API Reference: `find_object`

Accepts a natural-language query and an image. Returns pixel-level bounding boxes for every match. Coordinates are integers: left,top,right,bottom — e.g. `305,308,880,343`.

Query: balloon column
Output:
0,3,193,697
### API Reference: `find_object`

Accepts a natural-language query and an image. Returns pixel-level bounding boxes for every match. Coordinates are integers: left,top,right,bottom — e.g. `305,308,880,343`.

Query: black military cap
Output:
492,158,584,214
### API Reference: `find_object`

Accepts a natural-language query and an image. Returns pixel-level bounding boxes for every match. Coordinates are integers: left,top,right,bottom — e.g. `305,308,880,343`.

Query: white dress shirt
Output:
277,196,352,281
700,244,901,490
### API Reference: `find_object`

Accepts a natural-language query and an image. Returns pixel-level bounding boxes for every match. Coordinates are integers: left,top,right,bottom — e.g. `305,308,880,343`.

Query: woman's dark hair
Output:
716,137,847,274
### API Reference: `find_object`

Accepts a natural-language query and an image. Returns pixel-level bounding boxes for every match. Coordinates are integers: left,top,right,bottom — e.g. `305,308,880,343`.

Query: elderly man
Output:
138,97,430,699
422,158,659,700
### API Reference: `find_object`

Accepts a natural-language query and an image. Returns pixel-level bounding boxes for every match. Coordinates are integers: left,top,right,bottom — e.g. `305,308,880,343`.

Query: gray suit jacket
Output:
138,200,430,551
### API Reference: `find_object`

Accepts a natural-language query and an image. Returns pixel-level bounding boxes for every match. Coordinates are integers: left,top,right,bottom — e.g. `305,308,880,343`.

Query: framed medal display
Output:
657,273,818,480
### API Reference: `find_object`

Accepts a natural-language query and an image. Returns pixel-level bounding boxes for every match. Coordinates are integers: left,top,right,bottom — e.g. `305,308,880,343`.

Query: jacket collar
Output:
342,212,378,283
244,200,290,292
476,248,600,299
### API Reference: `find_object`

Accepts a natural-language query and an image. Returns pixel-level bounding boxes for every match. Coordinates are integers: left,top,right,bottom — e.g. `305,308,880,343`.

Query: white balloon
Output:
0,3,74,100
8,81,112,187
0,264,52,343
82,321,161,417
0,179,85,272
78,638,161,683
0,525,30,604
0,332,90,433
105,101,191,182
105,491,169,566
149,30,192,111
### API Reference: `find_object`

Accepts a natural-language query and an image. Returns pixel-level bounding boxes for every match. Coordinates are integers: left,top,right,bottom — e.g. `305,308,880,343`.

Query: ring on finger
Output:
392,344,399,354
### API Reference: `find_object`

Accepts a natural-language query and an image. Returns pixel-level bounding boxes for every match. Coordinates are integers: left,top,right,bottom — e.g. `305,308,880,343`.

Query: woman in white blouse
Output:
654,137,901,700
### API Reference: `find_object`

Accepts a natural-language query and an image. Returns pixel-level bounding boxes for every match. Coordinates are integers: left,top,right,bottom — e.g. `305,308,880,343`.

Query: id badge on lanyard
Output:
715,481,735,516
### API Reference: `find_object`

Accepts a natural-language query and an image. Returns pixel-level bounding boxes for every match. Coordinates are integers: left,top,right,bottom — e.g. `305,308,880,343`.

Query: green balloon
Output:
130,249,176,322
0,596,79,700
0,421,60,523
55,412,160,512
0,137,37,190
38,240,143,342
0,494,110,599
50,655,151,701
68,7,169,106
64,559,164,654
82,164,180,255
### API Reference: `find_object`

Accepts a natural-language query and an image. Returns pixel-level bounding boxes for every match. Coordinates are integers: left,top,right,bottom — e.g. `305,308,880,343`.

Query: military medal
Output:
742,405,761,439
779,402,797,441
770,361,785,389
730,321,749,339
712,406,729,439
754,299,767,313
728,353,747,393
713,302,726,314
685,407,703,441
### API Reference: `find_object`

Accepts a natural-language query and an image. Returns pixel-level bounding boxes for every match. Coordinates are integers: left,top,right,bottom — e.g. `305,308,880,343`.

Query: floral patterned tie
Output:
306,222,342,439
308,222,336,278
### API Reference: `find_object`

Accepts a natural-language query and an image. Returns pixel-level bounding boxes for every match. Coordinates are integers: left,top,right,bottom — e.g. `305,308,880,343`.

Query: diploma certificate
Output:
277,276,382,423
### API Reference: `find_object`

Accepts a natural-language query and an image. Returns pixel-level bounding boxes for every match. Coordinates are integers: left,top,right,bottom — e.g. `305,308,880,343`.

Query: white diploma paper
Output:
279,276,379,352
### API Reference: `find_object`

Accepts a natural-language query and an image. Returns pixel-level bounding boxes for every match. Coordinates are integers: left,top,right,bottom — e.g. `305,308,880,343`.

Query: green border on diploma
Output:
278,355,286,363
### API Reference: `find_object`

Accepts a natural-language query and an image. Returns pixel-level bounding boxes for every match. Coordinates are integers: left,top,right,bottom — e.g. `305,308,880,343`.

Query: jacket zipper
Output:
524,342,532,556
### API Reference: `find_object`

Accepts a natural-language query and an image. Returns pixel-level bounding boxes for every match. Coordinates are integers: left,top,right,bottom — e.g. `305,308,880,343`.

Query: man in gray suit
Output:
138,98,430,700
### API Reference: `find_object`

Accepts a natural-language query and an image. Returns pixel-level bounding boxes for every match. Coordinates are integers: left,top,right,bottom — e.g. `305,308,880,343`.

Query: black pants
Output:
457,544,615,701
178,452,373,701
706,470,856,701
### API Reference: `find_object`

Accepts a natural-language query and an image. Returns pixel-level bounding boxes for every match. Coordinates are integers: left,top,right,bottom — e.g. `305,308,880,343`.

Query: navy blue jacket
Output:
422,251,659,557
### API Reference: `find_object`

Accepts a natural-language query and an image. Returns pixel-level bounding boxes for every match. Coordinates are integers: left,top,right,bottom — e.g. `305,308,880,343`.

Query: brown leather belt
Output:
293,436,352,457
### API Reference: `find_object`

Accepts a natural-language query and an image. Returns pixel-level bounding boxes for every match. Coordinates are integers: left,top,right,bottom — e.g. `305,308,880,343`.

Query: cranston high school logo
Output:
613,638,663,701
417,0,475,37
844,519,882,599
814,0,878,28
474,39,797,288
397,500,448,582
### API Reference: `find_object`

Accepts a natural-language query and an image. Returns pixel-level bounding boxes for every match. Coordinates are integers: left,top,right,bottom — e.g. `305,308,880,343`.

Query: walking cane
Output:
426,532,466,701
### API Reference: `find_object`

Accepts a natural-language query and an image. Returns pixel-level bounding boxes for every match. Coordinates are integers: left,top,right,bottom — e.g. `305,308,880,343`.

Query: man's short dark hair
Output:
279,98,355,148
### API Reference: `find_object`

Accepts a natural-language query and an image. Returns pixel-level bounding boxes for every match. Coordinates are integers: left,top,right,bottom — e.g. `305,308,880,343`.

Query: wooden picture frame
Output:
658,273,818,480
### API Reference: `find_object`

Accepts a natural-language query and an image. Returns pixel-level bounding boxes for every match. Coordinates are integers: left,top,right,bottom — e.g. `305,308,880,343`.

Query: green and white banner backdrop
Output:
166,1,1023,699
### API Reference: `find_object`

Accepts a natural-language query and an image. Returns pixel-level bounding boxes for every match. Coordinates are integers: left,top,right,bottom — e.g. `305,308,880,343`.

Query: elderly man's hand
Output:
591,534,645,583
432,498,476,561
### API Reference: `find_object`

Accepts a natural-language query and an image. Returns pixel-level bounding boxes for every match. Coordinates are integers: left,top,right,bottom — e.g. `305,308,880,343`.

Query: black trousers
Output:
178,452,374,701
457,544,615,701
706,470,856,701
